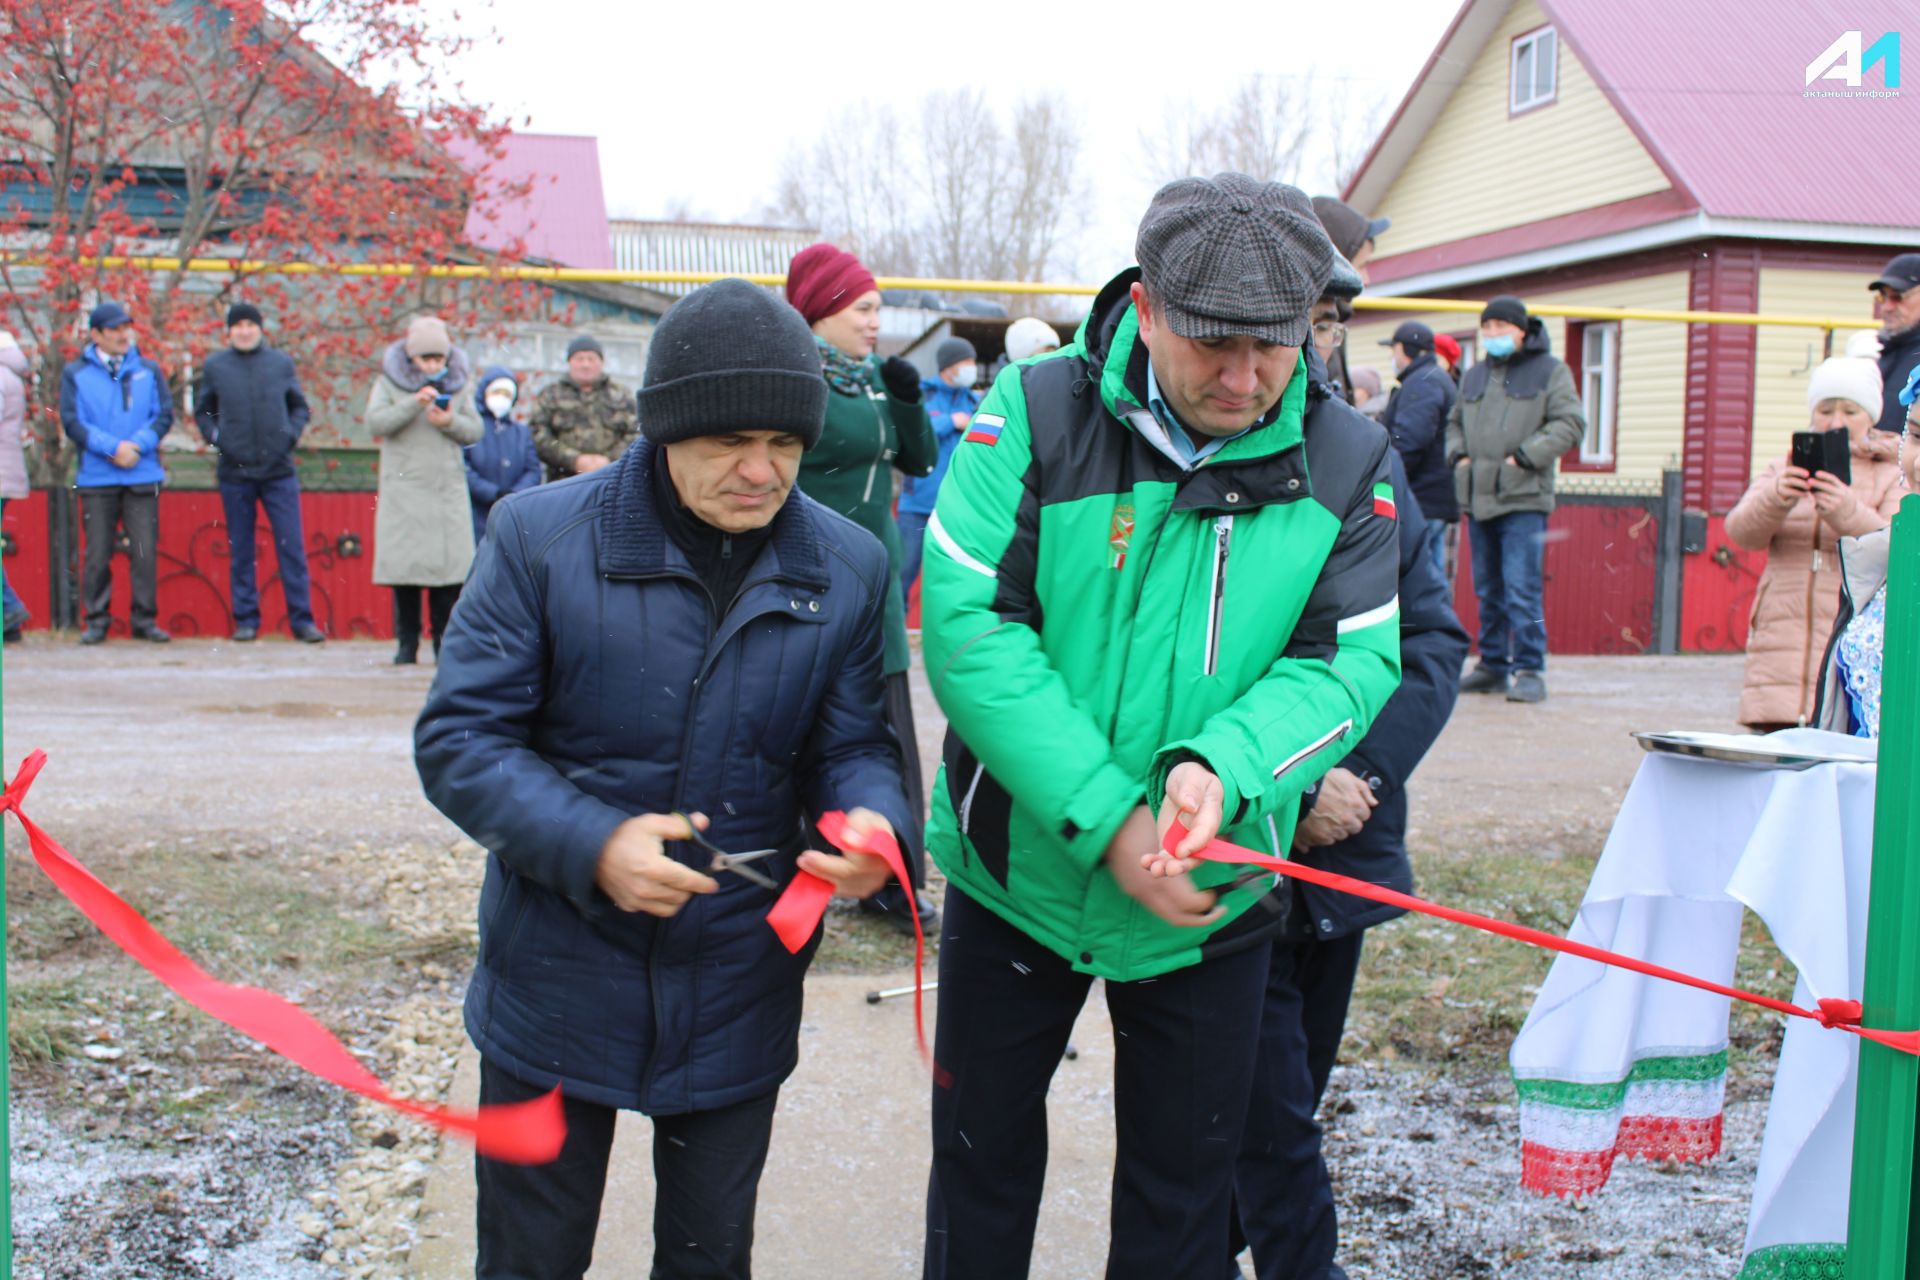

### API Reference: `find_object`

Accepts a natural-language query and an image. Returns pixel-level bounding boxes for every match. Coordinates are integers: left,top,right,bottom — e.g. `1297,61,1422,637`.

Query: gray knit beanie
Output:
636,280,828,449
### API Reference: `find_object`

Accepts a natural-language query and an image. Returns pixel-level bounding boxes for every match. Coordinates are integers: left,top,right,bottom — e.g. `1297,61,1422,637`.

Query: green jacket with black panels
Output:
921,268,1404,982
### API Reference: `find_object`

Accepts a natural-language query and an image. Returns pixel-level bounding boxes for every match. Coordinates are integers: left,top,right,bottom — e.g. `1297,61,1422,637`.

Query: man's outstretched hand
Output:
798,807,896,899
1144,760,1227,878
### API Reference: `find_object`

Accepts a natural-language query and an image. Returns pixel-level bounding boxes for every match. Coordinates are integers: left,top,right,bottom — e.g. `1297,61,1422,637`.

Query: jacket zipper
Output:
862,389,887,503
957,763,985,836
1204,515,1234,675
1272,719,1354,782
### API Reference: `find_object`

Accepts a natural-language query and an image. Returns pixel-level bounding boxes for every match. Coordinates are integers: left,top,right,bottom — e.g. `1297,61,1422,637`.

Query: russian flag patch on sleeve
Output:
964,413,1005,446
1372,481,1396,519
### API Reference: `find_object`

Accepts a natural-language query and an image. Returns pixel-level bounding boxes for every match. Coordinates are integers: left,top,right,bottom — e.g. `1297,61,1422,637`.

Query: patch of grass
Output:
7,975,88,1063
1347,843,1797,1076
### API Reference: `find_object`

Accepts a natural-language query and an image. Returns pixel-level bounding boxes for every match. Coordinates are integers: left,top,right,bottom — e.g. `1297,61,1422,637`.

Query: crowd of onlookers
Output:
14,233,1920,739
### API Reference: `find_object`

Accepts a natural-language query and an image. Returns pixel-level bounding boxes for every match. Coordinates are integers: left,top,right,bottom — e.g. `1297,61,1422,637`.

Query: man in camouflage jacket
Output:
529,334,640,481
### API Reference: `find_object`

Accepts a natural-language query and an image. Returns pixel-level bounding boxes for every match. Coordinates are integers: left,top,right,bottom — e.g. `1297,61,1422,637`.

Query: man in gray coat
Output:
1444,296,1585,703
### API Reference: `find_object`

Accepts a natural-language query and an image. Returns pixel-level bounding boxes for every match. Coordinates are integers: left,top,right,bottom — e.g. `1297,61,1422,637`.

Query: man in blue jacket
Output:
61,301,173,644
1379,321,1458,575
896,336,979,603
1226,344,1469,1280
415,279,911,1280
194,303,324,643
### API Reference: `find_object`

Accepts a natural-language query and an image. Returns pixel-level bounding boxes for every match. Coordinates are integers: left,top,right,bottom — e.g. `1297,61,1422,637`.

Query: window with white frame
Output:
1579,322,1618,464
1511,26,1558,113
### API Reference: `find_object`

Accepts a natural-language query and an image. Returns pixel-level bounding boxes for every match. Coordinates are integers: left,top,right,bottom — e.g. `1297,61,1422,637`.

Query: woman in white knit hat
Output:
1726,356,1903,730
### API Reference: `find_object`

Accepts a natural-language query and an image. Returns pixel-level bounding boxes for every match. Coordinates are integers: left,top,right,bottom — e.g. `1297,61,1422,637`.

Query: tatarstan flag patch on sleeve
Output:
964,413,1005,446
1372,481,1396,519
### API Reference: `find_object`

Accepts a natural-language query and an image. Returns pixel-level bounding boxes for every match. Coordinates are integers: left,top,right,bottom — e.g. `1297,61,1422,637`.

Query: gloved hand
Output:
880,356,923,405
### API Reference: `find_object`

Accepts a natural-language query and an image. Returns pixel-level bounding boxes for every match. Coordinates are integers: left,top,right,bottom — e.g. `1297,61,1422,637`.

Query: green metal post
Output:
2,594,12,1276
1847,495,1920,1277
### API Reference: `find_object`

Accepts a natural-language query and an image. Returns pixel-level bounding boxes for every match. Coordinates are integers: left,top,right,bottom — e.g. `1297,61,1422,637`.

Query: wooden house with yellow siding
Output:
1342,0,1917,654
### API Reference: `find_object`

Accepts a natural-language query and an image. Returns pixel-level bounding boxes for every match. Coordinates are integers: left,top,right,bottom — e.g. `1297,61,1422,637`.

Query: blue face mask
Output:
1484,335,1518,360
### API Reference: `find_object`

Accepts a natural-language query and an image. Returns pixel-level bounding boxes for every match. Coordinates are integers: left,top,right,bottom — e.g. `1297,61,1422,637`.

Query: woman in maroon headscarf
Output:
786,243,939,932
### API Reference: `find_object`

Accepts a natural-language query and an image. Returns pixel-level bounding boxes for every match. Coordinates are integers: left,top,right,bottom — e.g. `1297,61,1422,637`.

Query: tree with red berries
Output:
0,0,546,471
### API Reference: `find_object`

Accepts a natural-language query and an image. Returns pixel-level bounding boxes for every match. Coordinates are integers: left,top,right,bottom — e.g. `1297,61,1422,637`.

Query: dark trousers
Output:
1466,510,1548,674
1228,920,1367,1280
925,886,1270,1280
897,510,930,601
391,583,460,657
80,483,160,631
475,1058,780,1280
220,473,314,630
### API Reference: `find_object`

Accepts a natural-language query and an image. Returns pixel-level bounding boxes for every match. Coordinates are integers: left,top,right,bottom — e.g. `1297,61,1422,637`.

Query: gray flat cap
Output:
1135,174,1339,347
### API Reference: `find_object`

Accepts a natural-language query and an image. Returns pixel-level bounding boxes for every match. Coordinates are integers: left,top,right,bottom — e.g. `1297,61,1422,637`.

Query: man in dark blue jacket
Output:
415,279,912,1280
462,365,542,544
1379,320,1458,575
194,304,323,643
61,301,173,644
1226,350,1470,1280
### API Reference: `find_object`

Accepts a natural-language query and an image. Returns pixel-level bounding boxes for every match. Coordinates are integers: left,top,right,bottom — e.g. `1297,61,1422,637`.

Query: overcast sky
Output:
431,0,1460,275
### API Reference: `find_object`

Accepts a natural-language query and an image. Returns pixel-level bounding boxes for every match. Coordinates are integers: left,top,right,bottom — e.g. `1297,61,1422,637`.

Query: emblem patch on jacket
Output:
1108,502,1136,570
964,413,1005,446
1372,482,1396,520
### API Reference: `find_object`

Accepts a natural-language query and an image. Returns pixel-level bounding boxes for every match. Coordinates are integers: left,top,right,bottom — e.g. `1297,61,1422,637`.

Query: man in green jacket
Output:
919,174,1403,1279
1443,296,1586,704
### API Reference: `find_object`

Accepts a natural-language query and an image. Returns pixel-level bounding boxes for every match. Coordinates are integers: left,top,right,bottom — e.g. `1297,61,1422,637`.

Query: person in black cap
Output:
897,335,981,604
1379,320,1458,574
1868,253,1920,436
416,278,910,1280
918,173,1402,1278
528,330,640,481
60,301,173,644
194,303,325,643
1445,295,1586,703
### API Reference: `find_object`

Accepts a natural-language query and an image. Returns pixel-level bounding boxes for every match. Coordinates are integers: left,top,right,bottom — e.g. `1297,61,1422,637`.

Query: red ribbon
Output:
2,751,567,1164
768,811,928,1062
1167,821,1920,1057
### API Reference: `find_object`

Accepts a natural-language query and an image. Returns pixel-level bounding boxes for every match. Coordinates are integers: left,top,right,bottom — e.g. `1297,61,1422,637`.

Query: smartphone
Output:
433,392,452,410
1790,428,1851,485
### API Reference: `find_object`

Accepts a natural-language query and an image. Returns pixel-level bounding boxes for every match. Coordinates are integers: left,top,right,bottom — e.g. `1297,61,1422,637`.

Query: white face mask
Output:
485,393,515,418
950,363,978,389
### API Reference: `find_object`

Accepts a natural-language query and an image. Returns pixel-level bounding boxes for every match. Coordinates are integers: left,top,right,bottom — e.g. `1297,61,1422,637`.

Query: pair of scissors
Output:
670,813,782,891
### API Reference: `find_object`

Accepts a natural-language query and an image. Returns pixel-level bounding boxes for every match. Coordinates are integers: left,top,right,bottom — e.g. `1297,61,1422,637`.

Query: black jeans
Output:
1228,912,1367,1280
220,473,314,630
924,886,1270,1280
80,482,160,631
391,583,460,656
475,1058,780,1280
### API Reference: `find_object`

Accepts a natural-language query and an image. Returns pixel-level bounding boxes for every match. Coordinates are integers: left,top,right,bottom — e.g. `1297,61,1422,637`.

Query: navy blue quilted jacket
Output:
415,441,911,1114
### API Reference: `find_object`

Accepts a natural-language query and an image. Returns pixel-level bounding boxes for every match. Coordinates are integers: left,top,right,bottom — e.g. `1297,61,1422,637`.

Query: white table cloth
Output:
1509,729,1877,1278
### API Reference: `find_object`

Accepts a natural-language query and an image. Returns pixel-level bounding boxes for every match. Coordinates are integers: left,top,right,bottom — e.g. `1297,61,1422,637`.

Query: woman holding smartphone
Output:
1727,356,1903,730
366,315,483,664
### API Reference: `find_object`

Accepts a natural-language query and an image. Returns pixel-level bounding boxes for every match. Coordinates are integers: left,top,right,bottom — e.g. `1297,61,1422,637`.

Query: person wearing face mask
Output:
897,336,981,605
1815,365,1920,738
464,368,542,545
1727,357,1903,731
366,315,484,664
785,241,939,935
195,303,325,643
1378,320,1458,576
1444,295,1585,703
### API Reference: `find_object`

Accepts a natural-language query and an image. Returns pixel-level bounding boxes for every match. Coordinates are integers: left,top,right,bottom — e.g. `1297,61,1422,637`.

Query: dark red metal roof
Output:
1543,0,1918,229
450,132,615,269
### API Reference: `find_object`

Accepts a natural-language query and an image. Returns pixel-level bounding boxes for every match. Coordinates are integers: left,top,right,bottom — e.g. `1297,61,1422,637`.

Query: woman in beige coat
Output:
367,316,483,663
1727,357,1903,729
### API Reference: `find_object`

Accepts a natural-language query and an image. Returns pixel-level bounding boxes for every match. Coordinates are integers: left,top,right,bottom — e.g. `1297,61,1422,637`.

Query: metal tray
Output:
1631,730,1876,771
